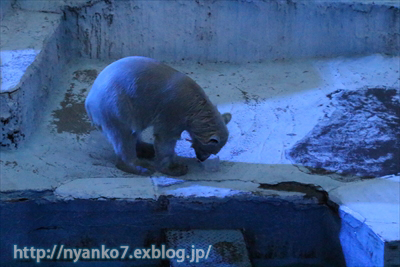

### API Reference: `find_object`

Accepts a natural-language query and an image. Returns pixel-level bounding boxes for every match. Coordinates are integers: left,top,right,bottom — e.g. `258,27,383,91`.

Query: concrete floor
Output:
1,54,398,189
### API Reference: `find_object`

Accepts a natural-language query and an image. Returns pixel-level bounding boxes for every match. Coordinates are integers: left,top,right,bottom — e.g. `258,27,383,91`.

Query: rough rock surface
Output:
287,87,400,181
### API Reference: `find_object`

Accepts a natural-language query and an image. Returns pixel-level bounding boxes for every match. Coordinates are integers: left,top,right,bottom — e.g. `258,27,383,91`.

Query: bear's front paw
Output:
160,163,188,177
116,158,155,176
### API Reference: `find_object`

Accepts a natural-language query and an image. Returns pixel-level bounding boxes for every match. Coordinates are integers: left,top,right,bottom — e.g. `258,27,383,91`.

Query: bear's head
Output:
191,113,232,162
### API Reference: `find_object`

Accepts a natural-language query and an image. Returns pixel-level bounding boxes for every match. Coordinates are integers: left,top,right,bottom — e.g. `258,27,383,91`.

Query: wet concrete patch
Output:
72,69,98,84
287,87,400,181
258,182,329,205
51,82,94,135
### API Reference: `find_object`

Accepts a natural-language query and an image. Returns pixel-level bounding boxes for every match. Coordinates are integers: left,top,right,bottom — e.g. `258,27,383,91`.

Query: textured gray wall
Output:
0,0,12,21
65,0,400,63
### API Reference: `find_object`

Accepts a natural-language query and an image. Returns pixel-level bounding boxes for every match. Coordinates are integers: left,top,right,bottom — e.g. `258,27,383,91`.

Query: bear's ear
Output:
207,135,220,145
222,113,232,124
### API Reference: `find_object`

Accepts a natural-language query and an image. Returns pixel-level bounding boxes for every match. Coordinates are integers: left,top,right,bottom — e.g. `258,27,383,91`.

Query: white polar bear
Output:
85,56,231,176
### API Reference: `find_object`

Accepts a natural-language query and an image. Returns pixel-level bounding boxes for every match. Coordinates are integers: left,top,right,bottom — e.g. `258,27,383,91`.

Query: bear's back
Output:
85,56,208,131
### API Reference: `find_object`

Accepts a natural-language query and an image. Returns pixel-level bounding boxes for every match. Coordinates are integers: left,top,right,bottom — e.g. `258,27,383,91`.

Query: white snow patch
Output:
1,49,40,91
165,185,244,198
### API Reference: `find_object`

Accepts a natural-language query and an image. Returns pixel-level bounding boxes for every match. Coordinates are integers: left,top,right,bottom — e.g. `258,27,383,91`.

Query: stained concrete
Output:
287,87,400,180
1,0,400,266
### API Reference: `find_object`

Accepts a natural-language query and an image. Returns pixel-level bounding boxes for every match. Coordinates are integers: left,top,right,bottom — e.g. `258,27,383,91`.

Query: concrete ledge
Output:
0,9,73,148
333,175,400,267
20,174,398,266
55,178,157,200
2,176,399,266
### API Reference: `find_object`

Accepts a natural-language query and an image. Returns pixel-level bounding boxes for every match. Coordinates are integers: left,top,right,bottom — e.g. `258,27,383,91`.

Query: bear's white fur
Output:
85,56,231,176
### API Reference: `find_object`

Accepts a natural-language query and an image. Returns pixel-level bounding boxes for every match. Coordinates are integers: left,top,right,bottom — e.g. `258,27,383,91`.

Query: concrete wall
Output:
0,194,345,266
64,0,400,63
0,0,12,21
10,0,87,13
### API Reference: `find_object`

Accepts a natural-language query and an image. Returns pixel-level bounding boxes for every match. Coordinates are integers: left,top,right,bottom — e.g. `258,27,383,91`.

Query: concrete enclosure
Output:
1,0,399,266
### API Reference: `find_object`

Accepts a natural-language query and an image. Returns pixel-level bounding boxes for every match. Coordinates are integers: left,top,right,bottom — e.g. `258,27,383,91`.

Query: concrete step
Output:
165,229,252,267
0,8,68,148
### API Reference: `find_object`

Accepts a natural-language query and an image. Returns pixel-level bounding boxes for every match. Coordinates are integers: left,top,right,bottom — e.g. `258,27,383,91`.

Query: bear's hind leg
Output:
103,124,155,176
136,140,155,159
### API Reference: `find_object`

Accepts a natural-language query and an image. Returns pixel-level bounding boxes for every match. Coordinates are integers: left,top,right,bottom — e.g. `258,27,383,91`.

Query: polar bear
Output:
85,56,231,176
